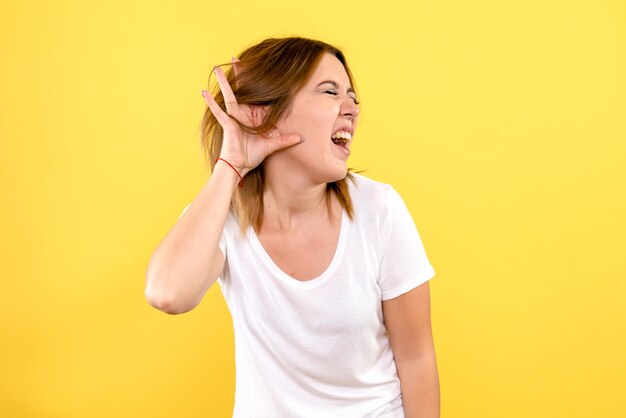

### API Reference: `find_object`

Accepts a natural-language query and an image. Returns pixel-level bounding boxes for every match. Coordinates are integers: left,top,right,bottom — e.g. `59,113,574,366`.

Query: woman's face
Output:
271,52,360,183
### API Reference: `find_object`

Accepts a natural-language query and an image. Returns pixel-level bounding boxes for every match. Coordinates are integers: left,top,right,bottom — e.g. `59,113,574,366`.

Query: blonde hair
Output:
199,37,363,237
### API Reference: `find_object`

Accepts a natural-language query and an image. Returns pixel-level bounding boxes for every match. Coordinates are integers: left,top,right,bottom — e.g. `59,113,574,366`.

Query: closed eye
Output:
325,90,360,105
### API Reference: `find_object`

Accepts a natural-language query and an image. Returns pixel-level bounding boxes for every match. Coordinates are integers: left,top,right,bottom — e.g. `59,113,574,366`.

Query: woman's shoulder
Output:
348,172,393,196
347,172,394,214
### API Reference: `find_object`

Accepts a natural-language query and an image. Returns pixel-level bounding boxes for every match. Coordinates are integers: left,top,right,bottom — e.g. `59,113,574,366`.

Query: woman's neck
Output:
261,178,329,232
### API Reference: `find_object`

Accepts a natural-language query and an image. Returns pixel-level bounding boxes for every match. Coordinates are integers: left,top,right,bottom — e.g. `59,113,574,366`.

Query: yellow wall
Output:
1,0,624,417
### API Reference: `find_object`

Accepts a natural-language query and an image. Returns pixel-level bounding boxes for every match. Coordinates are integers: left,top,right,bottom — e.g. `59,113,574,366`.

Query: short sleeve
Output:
178,203,226,256
378,187,436,300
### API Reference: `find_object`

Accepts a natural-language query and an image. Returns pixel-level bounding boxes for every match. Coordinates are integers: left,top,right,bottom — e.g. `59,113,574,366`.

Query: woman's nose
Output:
341,97,360,120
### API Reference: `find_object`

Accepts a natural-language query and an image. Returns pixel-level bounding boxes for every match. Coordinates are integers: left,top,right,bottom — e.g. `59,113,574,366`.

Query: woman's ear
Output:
250,105,270,128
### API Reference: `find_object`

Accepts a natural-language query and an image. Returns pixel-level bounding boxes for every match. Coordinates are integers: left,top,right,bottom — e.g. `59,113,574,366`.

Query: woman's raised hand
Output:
201,58,304,178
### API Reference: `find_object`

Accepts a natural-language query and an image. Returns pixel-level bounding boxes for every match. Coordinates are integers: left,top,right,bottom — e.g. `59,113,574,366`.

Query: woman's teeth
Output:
331,131,351,144
331,131,352,140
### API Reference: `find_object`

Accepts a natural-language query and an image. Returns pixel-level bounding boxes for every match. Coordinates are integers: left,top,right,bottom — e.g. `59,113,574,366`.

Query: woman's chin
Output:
327,165,349,183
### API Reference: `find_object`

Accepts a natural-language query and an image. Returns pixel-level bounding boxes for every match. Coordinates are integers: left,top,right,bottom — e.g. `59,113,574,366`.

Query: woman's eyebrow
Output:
316,80,356,94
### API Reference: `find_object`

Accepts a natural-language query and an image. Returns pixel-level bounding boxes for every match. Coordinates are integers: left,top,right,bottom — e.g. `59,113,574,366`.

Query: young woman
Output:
145,37,440,418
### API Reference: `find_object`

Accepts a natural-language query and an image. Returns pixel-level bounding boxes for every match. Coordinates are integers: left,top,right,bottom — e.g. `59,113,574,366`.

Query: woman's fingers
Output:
202,59,253,132
264,133,305,155
231,57,241,87
213,66,239,117
201,90,231,127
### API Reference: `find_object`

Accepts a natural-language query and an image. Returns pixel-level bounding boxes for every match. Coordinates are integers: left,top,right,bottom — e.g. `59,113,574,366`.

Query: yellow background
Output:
1,0,625,417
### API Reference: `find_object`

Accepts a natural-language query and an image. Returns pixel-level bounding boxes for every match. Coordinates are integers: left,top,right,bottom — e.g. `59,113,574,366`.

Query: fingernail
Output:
299,135,305,143
200,90,205,97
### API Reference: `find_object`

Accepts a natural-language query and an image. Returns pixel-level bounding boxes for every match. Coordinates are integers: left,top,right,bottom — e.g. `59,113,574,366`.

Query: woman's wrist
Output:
212,159,243,191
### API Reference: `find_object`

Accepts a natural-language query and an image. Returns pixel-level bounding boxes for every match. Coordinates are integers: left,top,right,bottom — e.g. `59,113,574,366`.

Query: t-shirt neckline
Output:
248,208,349,288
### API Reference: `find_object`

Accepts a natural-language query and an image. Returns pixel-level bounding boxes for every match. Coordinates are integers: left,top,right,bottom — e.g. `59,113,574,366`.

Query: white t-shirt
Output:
180,173,436,417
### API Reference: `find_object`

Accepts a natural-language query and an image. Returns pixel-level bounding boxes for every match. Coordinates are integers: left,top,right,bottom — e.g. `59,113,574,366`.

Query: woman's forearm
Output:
144,162,239,314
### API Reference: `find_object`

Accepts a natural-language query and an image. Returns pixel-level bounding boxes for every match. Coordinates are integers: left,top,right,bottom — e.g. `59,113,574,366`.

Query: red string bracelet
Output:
215,157,244,187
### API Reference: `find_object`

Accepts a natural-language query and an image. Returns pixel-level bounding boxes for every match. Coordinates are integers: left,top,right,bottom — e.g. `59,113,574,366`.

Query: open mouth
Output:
331,137,351,156
331,130,352,152
331,137,349,149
